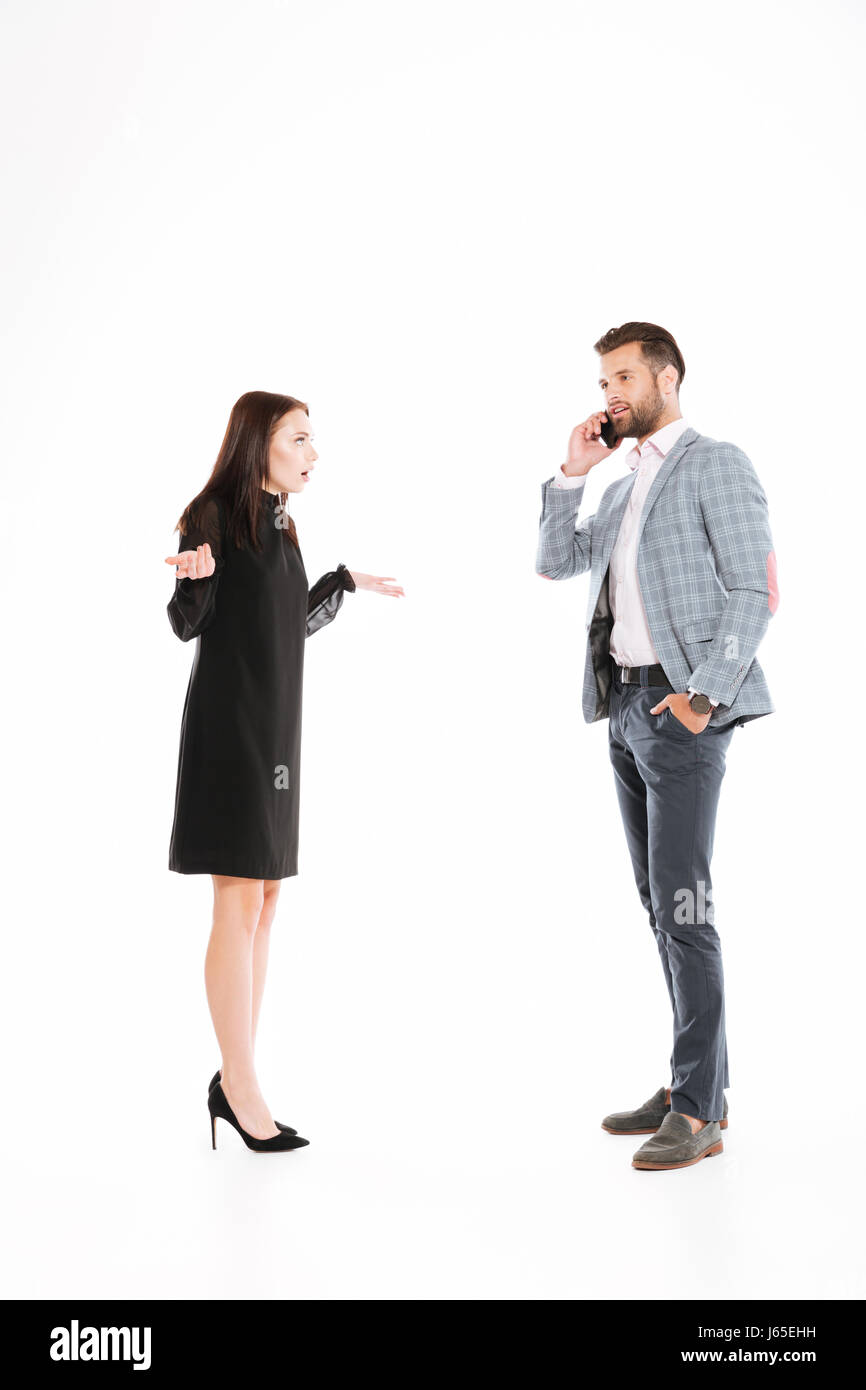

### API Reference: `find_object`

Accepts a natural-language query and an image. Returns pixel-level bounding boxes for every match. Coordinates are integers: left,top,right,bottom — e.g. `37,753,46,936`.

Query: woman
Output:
165,391,403,1153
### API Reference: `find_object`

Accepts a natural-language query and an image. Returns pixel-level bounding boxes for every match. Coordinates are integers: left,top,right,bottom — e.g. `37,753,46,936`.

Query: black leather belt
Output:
610,657,671,687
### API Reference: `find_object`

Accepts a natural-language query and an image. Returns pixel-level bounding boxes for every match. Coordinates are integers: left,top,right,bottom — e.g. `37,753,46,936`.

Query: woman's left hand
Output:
348,571,405,597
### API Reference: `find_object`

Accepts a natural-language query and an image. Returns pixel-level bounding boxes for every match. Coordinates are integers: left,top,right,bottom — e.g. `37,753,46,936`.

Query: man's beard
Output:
612,385,666,439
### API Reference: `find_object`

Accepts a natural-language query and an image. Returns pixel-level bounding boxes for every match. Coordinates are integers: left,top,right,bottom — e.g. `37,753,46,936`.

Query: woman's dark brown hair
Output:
592,321,686,397
175,390,308,551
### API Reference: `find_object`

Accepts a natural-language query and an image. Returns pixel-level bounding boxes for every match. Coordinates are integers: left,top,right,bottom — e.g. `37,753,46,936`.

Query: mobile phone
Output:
599,412,619,449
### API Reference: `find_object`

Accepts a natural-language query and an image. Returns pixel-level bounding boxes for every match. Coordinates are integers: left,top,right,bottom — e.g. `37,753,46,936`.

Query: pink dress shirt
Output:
549,417,718,704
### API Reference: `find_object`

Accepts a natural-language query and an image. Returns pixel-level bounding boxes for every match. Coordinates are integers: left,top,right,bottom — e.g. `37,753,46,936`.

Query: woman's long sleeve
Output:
306,563,355,637
167,497,225,642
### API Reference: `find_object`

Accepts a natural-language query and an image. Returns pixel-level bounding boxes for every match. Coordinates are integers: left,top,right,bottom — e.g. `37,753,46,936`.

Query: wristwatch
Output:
688,691,714,715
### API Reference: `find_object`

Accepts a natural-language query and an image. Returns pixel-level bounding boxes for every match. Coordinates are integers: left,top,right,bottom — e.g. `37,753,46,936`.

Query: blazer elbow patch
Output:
766,549,779,614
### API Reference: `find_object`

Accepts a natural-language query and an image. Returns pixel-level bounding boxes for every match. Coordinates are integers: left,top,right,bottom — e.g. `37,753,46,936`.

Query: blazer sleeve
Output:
166,496,225,642
535,475,594,579
688,445,779,707
306,563,356,638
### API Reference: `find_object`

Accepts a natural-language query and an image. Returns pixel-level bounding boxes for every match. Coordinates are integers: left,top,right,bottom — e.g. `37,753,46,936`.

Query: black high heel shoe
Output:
208,1070,298,1136
208,1082,309,1152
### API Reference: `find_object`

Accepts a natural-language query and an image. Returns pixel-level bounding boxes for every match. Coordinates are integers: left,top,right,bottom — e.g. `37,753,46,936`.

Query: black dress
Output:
167,489,355,879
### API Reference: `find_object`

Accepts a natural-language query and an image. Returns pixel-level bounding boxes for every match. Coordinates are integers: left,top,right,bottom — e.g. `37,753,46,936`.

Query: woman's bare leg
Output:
251,880,281,1055
206,875,279,1140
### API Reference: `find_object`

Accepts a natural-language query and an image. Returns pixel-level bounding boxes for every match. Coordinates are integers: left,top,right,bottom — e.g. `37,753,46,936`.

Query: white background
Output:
2,0,863,1300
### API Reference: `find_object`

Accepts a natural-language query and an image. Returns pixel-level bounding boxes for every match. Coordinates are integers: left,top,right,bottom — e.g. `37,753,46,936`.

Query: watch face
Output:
690,693,712,714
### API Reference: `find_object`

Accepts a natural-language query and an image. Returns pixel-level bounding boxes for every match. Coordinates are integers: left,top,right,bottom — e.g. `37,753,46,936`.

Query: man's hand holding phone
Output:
561,411,623,479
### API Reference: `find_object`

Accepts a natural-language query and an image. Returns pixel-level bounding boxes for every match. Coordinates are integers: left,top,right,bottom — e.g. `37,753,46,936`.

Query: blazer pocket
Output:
683,617,721,643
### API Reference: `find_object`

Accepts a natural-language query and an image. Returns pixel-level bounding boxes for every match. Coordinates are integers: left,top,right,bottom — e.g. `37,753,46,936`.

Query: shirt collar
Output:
626,417,691,471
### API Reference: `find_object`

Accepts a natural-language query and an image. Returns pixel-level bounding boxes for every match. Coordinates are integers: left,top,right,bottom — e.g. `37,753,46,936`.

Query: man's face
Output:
598,344,670,440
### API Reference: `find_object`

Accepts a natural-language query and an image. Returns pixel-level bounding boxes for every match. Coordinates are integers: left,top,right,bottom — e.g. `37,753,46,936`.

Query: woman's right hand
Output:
562,411,623,478
165,543,215,579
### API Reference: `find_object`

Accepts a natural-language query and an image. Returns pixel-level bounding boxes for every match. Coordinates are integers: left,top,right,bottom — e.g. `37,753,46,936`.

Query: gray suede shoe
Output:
631,1112,723,1170
601,1086,728,1134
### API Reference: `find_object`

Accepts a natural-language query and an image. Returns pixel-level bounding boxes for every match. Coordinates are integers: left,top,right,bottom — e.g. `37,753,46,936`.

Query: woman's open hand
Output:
165,544,215,580
349,571,404,597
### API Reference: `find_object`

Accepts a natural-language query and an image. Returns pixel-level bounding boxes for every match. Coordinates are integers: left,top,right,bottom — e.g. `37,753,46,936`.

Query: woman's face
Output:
267,409,318,492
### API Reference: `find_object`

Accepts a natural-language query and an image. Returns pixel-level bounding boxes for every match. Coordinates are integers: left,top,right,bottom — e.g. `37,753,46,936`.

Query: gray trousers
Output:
607,665,736,1123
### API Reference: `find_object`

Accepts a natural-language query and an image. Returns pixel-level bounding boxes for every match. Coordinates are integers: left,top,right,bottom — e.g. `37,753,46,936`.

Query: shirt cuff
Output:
688,686,720,707
336,562,356,593
549,464,586,490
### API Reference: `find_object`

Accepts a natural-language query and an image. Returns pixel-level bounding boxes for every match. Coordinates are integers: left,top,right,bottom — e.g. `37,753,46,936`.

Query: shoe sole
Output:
602,1118,728,1135
632,1140,724,1170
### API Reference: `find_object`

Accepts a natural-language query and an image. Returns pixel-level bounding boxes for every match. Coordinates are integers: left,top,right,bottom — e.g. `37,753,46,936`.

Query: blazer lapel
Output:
632,426,699,555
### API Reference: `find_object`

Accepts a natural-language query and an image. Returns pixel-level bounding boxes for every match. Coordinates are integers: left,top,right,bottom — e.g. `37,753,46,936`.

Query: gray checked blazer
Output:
535,426,778,731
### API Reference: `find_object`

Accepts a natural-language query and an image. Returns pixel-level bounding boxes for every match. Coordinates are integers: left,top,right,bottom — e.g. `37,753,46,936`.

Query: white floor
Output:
6,1026,861,1300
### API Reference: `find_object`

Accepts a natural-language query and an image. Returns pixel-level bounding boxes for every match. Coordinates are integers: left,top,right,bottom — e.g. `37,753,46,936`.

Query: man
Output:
536,321,778,1172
